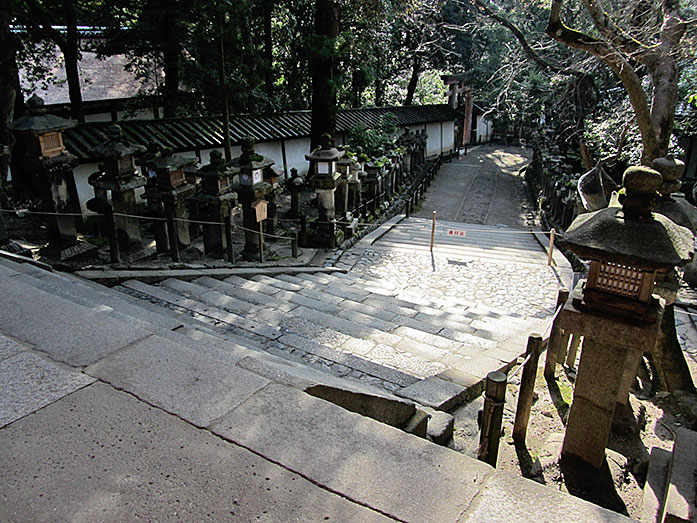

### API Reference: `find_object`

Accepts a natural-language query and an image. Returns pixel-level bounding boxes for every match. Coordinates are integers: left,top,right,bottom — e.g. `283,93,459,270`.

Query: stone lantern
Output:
143,148,197,256
231,137,273,261
284,167,304,219
364,160,384,217
8,95,87,257
191,150,237,259
88,124,146,251
556,165,694,468
305,134,345,247
335,152,353,219
263,166,283,235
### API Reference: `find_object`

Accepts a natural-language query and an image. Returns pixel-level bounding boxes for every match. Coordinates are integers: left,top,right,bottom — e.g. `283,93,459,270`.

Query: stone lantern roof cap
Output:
8,95,77,134
230,136,274,170
197,150,238,178
305,133,345,162
151,148,197,171
559,206,694,270
89,124,145,159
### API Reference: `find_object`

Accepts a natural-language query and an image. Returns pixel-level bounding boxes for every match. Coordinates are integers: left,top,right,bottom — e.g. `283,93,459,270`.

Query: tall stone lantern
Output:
305,134,344,248
8,95,84,256
88,124,146,251
192,150,238,259
557,166,694,468
143,148,197,257
335,152,353,219
231,137,273,261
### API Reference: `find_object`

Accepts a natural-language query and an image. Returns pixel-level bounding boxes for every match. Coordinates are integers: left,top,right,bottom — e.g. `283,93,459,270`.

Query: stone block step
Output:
663,428,697,522
2,259,187,332
0,276,152,368
159,277,262,315
121,279,282,343
641,446,672,523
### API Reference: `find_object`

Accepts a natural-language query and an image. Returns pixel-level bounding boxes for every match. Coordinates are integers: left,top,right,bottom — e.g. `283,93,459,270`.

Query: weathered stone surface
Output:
0,333,25,362
562,396,615,468
396,375,467,411
460,471,633,522
0,351,95,427
86,335,269,427
0,279,151,367
403,408,429,438
641,446,671,523
664,428,697,523
210,383,492,523
305,384,416,428
0,383,388,522
425,407,454,445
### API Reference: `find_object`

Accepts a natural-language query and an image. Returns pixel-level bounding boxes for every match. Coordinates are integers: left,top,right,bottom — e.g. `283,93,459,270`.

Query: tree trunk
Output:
62,0,84,122
404,55,421,106
161,9,180,118
0,6,18,188
310,0,339,150
263,0,274,99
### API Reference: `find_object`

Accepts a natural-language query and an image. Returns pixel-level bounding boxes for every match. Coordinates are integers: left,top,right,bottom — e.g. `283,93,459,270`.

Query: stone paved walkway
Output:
337,146,570,329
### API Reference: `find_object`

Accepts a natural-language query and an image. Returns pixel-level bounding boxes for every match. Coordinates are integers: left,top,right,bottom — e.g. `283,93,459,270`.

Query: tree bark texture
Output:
62,0,84,122
310,0,339,150
0,6,17,188
161,8,180,118
546,0,687,164
404,55,421,106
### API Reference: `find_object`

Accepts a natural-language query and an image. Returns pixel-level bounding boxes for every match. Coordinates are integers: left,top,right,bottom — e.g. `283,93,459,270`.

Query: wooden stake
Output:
430,210,436,252
478,371,507,467
543,288,570,380
547,228,556,266
513,334,543,444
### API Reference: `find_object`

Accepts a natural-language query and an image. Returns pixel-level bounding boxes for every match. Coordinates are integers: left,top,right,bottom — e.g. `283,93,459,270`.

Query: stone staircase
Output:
0,254,634,521
641,428,697,522
114,268,539,410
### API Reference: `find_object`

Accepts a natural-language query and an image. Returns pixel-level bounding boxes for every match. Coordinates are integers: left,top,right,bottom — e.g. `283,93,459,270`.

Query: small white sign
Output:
447,229,466,237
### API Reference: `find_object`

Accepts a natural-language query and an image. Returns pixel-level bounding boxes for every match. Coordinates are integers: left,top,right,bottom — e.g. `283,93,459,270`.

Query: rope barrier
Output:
0,207,294,242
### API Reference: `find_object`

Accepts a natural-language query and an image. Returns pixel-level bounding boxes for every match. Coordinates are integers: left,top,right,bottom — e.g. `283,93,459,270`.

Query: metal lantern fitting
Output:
560,166,694,323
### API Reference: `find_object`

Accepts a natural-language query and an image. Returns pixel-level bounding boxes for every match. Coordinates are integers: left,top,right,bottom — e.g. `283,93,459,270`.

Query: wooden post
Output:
543,288,570,380
107,208,120,264
292,231,299,258
478,371,507,467
558,330,571,364
258,221,265,263
547,228,556,266
166,209,180,262
224,216,234,263
513,334,543,444
565,335,582,368
430,210,436,252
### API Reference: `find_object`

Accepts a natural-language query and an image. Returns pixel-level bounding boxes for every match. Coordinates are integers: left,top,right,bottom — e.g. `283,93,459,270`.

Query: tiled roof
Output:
62,105,459,161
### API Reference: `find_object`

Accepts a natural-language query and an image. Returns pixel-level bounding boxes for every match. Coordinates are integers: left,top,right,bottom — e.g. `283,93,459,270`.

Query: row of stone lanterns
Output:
6,97,428,261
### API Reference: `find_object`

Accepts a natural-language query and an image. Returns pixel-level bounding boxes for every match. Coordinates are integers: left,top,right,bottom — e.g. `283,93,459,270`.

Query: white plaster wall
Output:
476,116,492,143
284,137,312,177
74,163,98,213
441,121,455,153
425,122,440,156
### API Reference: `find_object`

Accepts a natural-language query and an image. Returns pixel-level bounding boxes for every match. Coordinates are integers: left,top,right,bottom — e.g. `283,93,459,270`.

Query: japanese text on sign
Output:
447,229,466,237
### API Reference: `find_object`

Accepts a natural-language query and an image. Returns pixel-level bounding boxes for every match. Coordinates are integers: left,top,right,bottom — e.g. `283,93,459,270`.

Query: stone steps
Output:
641,428,697,522
113,269,532,409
